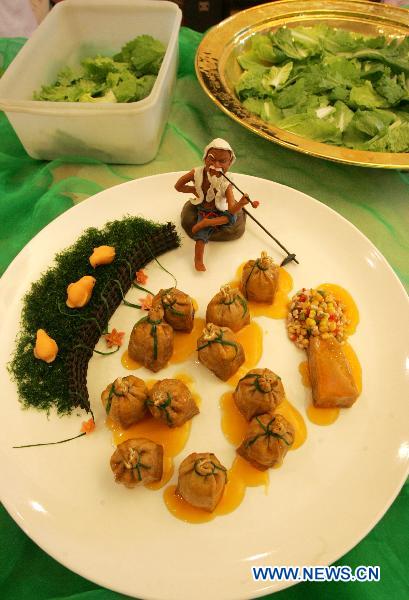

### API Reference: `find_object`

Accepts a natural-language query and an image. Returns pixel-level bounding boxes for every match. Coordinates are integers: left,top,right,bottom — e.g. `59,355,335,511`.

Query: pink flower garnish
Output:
135,269,148,284
139,294,153,311
81,418,95,434
105,328,125,348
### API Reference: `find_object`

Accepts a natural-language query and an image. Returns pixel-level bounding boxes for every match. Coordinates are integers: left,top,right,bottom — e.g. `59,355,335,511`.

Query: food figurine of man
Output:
175,138,257,272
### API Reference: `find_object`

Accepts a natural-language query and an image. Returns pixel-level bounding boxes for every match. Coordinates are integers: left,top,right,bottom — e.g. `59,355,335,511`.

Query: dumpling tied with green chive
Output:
110,438,163,488
101,376,148,428
237,413,294,471
148,378,199,427
234,368,284,421
128,305,173,372
197,323,245,381
206,284,250,332
176,452,227,512
152,287,195,332
241,251,279,303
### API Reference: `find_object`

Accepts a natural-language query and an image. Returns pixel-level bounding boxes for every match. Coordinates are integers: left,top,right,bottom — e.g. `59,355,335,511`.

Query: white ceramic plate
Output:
0,173,408,600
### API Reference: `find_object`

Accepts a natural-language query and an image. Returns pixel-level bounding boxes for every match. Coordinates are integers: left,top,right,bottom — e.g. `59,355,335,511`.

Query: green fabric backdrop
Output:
0,28,408,600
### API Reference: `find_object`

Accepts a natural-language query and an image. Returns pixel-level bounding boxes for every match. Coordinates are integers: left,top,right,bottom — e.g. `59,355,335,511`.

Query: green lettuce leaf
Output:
260,100,283,124
352,109,395,137
361,120,409,152
349,81,389,108
237,52,270,72
235,69,271,100
242,97,264,116
328,86,350,102
270,27,320,60
261,62,293,91
81,56,122,82
374,71,408,105
252,34,287,64
274,79,306,108
277,112,340,143
333,101,354,132
115,34,165,76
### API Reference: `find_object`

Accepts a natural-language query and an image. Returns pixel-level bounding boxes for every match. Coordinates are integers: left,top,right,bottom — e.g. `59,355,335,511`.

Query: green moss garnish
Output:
8,216,180,416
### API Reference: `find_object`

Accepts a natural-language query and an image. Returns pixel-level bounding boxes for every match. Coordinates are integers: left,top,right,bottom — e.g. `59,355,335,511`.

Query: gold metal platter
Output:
195,0,409,169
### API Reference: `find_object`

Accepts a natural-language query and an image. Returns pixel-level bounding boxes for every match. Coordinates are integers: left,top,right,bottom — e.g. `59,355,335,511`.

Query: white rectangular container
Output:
0,0,182,164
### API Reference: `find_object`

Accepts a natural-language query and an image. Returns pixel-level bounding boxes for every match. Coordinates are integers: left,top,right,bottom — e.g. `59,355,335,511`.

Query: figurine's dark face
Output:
205,148,233,176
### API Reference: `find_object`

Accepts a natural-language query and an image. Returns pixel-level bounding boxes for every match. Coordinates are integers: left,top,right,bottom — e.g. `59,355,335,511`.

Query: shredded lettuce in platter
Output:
33,35,165,103
235,25,409,152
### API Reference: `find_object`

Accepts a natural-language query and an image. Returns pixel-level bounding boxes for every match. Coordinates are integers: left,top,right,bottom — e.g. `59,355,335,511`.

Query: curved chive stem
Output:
117,257,153,295
132,282,153,295
118,257,134,281
73,342,120,356
94,347,120,355
142,240,177,287
57,302,103,335
123,299,142,308
99,288,111,318
13,430,92,448
112,279,142,309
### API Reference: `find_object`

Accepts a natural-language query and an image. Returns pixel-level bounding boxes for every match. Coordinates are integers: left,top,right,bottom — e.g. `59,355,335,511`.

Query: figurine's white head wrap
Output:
203,138,236,165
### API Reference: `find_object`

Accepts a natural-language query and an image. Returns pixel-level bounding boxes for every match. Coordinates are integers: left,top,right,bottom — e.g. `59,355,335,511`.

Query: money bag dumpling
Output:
128,305,173,372
176,452,227,512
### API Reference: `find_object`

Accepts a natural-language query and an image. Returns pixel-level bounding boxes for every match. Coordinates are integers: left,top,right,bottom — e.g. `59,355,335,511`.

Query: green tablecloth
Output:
0,29,408,600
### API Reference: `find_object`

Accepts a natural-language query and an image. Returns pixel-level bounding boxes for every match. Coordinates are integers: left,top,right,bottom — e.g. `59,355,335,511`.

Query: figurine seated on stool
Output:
175,138,251,272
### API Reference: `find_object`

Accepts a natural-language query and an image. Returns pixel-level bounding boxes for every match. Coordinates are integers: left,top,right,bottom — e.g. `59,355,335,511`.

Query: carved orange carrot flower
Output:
105,328,125,348
135,269,148,284
80,418,96,435
139,294,153,311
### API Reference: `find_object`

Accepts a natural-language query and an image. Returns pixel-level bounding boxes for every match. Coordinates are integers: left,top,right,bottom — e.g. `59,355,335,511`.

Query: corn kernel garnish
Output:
286,287,348,349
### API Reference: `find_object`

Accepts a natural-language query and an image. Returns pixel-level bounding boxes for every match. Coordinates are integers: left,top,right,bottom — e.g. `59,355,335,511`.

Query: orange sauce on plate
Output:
317,283,359,335
226,321,263,388
121,350,141,370
170,318,206,364
306,403,340,426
